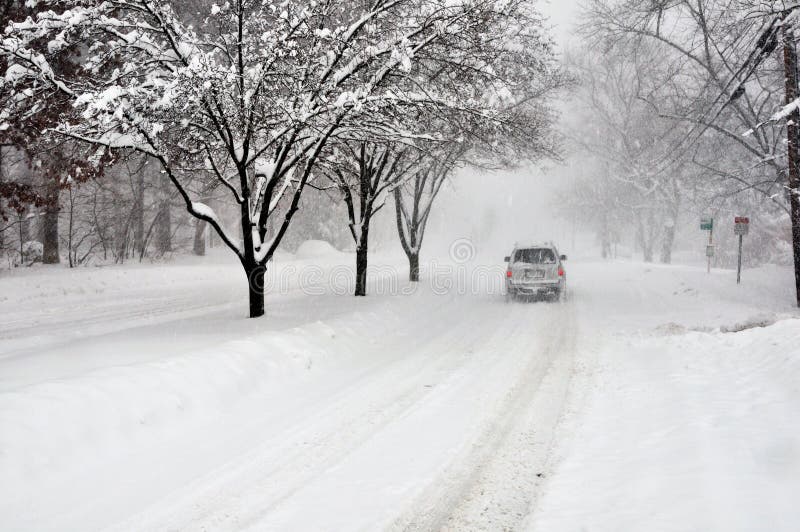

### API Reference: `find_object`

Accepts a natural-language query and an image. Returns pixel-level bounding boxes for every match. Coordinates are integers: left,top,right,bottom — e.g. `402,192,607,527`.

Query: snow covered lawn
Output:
0,255,798,531
533,262,800,532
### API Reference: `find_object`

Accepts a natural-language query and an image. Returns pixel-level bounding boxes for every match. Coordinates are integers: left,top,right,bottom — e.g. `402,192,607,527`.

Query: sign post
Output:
734,217,749,284
700,217,714,273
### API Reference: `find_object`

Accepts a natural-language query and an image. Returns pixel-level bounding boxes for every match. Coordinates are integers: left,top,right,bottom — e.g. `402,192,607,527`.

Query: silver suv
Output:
504,243,566,301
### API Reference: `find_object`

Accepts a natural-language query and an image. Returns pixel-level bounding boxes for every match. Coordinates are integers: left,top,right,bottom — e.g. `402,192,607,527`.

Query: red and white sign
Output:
734,216,749,235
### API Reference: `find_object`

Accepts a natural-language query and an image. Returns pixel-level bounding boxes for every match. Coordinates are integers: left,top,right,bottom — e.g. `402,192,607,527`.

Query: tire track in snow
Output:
245,299,574,530
7,291,579,531
2,290,464,531
394,300,578,531
106,297,516,532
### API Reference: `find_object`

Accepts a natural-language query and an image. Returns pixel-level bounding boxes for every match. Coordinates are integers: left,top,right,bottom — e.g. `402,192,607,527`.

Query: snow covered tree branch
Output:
1,0,564,316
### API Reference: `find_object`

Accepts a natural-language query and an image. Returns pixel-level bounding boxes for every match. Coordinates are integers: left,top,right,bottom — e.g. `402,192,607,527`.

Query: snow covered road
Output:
1,256,798,531
1,255,581,531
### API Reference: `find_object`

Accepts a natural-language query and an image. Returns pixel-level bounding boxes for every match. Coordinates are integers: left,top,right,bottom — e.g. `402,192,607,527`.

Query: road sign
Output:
701,217,715,273
734,216,749,235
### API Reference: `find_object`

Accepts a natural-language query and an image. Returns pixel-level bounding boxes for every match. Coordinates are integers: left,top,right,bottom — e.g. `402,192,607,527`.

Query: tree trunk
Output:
789,178,800,308
783,23,800,307
246,263,266,318
133,169,145,258
355,244,368,296
67,187,75,267
394,189,422,283
156,201,171,254
42,185,60,264
355,226,369,296
600,230,610,259
193,219,206,256
18,208,29,244
114,217,128,263
409,251,419,282
600,212,611,259
0,147,4,253
635,212,654,262
18,210,28,262
660,222,675,264
642,243,654,263
156,174,172,255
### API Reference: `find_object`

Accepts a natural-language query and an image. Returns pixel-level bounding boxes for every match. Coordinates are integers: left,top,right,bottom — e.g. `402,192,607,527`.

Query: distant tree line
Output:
561,0,798,283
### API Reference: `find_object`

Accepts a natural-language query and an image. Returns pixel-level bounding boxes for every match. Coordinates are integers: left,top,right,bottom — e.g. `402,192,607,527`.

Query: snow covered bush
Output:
21,240,42,265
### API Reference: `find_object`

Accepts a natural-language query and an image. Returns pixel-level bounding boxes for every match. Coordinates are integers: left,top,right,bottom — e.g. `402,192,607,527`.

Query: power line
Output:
642,13,787,181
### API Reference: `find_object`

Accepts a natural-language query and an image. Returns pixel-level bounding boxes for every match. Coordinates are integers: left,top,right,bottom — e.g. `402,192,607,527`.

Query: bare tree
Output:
562,42,689,262
394,145,462,281
324,142,421,295
582,0,798,275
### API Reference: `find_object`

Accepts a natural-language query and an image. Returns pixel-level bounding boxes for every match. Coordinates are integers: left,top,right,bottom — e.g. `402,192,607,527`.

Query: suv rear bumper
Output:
507,280,561,295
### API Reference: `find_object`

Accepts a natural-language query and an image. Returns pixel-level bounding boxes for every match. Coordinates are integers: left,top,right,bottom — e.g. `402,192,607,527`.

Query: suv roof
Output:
513,241,557,250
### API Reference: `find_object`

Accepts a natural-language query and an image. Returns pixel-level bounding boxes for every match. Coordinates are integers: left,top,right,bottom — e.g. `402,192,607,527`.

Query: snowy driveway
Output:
1,257,798,531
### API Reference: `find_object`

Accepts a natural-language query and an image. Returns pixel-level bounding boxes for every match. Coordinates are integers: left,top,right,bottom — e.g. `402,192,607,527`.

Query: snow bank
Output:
0,261,246,356
569,261,798,332
531,319,800,531
0,255,420,530
294,239,343,259
0,321,345,490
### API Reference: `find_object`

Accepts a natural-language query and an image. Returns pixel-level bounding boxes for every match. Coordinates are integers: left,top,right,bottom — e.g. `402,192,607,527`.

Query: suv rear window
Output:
514,248,556,264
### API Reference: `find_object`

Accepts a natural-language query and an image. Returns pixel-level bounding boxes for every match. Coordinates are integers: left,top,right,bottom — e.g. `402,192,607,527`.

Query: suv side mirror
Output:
503,256,511,262
559,254,567,261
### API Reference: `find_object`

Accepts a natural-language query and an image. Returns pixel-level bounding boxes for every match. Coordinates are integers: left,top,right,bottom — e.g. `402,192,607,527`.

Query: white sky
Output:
540,0,582,48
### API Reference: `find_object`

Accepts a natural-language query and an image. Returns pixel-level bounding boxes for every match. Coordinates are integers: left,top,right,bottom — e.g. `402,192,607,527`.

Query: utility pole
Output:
783,22,800,306
737,232,743,284
701,216,713,272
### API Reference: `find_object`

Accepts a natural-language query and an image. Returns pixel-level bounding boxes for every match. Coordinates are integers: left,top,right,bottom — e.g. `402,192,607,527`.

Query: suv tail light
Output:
558,266,564,277
506,269,512,278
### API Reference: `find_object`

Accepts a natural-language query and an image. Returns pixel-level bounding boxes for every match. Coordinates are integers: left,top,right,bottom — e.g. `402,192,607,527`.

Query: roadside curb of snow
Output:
0,290,448,496
0,318,362,488
527,317,800,532
718,314,799,334
653,314,799,337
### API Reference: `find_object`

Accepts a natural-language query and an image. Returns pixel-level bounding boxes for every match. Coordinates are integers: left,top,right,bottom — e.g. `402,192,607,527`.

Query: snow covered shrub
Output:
21,240,43,265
